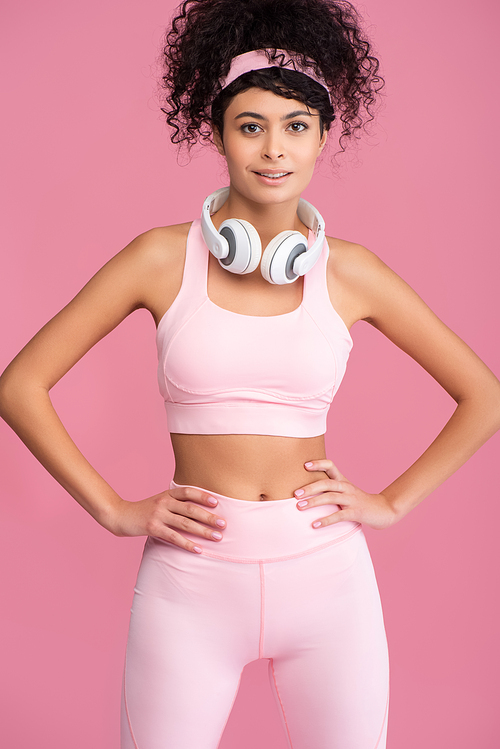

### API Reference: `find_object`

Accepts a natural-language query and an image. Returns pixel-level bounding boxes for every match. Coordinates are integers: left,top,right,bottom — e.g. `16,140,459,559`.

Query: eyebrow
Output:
234,110,313,121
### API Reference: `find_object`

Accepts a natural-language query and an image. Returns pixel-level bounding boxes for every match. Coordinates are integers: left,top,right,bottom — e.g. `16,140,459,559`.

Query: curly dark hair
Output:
160,0,384,155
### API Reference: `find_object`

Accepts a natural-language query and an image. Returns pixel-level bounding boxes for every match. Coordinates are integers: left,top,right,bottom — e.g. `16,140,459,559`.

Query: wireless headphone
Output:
201,187,325,285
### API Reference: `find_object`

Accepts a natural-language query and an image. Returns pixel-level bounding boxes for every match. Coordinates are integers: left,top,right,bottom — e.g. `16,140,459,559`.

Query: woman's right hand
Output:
109,487,227,553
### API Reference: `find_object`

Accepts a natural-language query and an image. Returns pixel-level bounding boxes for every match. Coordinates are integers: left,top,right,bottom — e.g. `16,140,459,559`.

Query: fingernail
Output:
297,500,308,508
312,521,322,528
212,531,223,540
304,462,313,468
294,489,305,497
216,519,226,527
207,496,218,505
193,546,203,553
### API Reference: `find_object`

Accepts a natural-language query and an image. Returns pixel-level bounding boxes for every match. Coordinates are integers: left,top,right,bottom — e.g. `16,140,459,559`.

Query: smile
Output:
255,172,291,179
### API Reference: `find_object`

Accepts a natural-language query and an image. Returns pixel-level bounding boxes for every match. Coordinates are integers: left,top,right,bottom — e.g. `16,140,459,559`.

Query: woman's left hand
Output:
294,459,398,530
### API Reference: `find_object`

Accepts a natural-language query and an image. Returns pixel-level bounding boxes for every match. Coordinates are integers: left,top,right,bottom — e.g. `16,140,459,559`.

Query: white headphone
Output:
201,187,325,285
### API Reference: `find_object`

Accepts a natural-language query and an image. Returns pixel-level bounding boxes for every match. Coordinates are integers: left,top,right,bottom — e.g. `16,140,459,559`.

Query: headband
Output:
218,49,332,102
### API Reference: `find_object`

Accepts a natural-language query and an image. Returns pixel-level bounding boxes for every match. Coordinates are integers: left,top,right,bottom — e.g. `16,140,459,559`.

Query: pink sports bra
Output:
156,218,352,437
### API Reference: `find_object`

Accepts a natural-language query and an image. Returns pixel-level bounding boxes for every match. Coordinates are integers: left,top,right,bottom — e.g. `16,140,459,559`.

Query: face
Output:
213,87,327,206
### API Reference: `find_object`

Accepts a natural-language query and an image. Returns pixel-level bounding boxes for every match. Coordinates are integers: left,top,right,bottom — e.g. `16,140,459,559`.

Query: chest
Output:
206,252,305,317
163,299,338,398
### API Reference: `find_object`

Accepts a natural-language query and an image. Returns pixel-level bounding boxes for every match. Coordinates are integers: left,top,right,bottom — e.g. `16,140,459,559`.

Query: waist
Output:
171,432,327,501
160,480,362,562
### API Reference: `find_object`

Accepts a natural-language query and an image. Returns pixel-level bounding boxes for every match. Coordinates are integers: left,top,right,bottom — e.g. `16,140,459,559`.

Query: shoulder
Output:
324,234,438,332
125,221,193,272
325,235,392,326
117,221,194,324
326,235,388,285
325,237,499,408
81,221,195,327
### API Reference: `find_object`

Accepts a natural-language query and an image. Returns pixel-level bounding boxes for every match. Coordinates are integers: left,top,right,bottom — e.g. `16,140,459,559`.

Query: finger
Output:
167,496,227,532
169,485,219,507
165,507,226,540
294,478,345,499
168,487,226,529
151,525,205,555
304,459,345,481
311,508,352,528
148,503,225,553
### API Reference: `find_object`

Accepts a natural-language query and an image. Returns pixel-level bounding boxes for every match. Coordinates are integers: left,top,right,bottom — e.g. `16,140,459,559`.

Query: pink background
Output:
1,0,499,746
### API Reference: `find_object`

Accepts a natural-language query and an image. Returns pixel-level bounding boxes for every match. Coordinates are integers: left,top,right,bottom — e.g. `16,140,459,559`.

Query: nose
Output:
261,128,285,161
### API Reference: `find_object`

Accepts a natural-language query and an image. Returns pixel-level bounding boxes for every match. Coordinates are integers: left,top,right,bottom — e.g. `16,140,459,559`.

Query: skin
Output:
0,87,499,555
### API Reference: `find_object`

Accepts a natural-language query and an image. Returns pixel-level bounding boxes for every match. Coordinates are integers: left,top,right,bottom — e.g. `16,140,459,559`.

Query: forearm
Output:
0,378,123,531
382,389,500,519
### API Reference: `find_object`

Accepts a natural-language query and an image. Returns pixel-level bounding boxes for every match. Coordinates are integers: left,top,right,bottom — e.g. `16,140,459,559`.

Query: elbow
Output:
0,368,12,417
453,368,500,438
0,368,44,424
491,388,500,433
466,377,500,436
0,370,20,422
486,375,500,431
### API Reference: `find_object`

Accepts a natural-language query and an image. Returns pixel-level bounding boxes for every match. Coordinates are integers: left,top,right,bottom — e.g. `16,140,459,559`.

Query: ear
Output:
319,128,328,151
212,126,225,156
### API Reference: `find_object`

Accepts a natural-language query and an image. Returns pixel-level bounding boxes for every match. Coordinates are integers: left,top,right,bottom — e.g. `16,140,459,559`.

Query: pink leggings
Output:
121,482,389,749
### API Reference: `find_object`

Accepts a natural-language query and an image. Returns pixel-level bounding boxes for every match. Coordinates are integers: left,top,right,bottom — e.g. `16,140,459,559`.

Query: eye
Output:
288,121,308,132
240,123,262,134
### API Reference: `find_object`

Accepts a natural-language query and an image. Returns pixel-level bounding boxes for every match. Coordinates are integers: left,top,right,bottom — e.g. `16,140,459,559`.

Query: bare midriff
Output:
171,433,328,501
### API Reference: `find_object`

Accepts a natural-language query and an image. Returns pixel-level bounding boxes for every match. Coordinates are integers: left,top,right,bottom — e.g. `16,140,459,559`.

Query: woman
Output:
1,0,499,747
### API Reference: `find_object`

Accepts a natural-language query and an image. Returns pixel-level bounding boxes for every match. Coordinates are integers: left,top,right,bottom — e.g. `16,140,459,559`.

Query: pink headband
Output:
218,49,331,101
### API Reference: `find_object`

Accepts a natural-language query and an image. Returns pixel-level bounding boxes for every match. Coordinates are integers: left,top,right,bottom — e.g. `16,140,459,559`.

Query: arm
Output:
0,227,226,550
294,244,500,527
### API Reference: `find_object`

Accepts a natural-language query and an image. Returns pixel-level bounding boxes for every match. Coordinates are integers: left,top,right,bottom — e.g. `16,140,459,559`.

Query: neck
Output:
210,188,309,248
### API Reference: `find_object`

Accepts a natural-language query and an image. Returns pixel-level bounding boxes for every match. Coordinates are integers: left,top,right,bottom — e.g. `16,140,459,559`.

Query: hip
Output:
149,479,362,562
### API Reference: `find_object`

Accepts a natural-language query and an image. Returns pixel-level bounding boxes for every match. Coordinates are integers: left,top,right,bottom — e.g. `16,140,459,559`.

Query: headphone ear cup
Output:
217,218,262,274
261,231,308,285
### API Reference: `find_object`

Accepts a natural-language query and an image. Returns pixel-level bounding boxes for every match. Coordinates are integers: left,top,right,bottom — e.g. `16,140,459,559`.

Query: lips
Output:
254,171,291,179
253,171,293,186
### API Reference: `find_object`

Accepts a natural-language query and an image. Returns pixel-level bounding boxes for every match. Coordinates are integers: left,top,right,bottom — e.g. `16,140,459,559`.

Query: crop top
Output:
156,218,353,437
